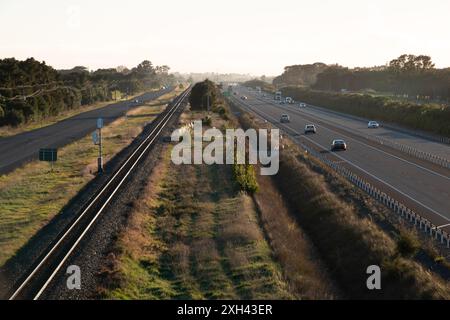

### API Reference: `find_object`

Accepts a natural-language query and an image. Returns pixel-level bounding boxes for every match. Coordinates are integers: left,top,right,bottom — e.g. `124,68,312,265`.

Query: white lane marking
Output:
249,91,450,181
235,97,450,223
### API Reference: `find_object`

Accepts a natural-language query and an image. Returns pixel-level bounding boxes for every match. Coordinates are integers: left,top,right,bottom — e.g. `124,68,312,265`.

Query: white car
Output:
299,103,306,108
368,121,380,128
304,124,317,134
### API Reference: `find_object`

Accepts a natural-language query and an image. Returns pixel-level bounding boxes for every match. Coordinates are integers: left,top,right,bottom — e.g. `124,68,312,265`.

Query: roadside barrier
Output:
292,135,450,248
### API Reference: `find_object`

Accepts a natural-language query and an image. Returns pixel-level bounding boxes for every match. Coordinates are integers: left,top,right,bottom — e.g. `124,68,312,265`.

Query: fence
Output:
291,134,450,248
360,131,450,169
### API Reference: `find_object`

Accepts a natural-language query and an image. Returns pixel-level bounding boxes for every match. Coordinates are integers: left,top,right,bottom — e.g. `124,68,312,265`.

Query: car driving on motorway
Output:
280,114,290,123
304,124,317,134
368,121,380,128
331,139,347,151
240,95,248,100
299,102,306,108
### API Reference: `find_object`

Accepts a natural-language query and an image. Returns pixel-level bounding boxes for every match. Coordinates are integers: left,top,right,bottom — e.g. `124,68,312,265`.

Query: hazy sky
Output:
1,0,449,75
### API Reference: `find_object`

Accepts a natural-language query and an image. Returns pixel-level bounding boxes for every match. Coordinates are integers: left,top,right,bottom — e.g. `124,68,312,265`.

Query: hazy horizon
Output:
1,0,449,76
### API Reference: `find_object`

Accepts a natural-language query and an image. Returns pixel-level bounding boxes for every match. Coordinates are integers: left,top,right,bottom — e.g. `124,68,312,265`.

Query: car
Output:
304,124,316,134
240,95,248,100
368,121,380,128
299,102,306,108
280,101,286,105
331,139,347,151
134,99,139,104
280,114,290,123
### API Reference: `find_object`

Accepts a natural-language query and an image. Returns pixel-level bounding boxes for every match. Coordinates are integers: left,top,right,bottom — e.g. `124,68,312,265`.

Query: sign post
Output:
39,148,57,171
96,118,103,174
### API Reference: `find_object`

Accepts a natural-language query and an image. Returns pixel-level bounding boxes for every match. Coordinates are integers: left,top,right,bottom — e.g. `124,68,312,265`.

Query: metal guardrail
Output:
230,94,450,248
285,103,450,170
361,132,450,169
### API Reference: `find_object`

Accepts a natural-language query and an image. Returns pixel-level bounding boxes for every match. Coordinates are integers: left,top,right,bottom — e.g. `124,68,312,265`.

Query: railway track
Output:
7,87,191,300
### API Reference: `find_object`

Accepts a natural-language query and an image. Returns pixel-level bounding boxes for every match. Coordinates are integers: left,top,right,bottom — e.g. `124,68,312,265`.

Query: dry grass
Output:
0,88,182,267
233,107,450,299
102,110,294,300
253,173,338,299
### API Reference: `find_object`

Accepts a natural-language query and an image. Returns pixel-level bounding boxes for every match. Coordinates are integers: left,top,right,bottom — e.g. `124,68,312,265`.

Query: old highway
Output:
0,87,172,174
232,86,450,232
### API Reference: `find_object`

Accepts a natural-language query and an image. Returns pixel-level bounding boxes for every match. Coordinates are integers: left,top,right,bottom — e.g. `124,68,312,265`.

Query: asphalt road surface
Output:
233,86,450,231
0,87,172,175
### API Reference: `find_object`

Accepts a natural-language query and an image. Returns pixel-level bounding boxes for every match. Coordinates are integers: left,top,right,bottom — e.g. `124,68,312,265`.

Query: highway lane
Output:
232,87,450,228
247,88,450,160
0,87,172,175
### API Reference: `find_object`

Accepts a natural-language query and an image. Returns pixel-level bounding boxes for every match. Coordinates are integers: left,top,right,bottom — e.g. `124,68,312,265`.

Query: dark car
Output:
280,114,290,123
331,139,347,151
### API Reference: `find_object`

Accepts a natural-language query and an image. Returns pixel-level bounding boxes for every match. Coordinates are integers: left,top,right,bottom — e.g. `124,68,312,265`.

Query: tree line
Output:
273,55,450,103
0,58,176,126
281,86,450,138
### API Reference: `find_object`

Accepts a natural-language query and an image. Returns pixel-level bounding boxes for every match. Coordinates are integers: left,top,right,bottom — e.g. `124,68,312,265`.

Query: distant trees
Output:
388,54,435,73
0,58,176,127
188,79,218,111
273,63,327,87
309,55,450,102
242,79,275,92
281,86,450,138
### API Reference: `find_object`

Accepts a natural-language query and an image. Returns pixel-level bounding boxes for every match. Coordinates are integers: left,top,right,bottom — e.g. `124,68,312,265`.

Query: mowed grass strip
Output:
0,89,181,266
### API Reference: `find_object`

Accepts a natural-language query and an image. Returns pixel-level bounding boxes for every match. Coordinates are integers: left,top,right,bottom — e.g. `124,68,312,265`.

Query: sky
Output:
0,0,449,76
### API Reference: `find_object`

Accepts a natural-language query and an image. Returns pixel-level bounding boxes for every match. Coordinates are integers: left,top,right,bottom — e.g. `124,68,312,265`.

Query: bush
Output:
189,79,218,111
201,116,212,126
396,231,420,257
233,164,258,194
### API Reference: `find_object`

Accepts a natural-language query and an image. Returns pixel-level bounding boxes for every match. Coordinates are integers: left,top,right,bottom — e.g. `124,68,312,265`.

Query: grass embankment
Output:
0,90,153,138
100,109,337,299
235,108,450,299
0,88,182,267
280,86,450,138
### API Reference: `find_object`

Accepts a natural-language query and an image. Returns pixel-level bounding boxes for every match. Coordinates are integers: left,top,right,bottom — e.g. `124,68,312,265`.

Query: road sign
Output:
97,118,103,129
92,131,99,145
39,148,57,162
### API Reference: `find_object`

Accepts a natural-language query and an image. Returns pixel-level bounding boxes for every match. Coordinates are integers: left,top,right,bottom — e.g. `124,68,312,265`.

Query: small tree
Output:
188,79,218,111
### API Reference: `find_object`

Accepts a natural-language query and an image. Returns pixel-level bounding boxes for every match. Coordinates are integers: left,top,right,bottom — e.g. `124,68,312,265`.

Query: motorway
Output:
232,86,450,231
0,87,172,174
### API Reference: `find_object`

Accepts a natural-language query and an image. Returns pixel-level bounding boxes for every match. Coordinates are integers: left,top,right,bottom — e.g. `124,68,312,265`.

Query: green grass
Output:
0,89,182,267
105,113,293,300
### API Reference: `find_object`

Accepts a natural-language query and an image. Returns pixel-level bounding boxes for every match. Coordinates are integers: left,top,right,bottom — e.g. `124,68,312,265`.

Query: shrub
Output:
396,231,420,258
233,164,258,194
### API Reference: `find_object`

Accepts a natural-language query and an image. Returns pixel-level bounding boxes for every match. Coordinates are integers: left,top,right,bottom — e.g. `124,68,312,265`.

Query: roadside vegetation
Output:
99,82,338,299
0,58,178,128
0,90,150,138
230,99,450,299
270,54,449,137
280,86,450,138
0,88,182,267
